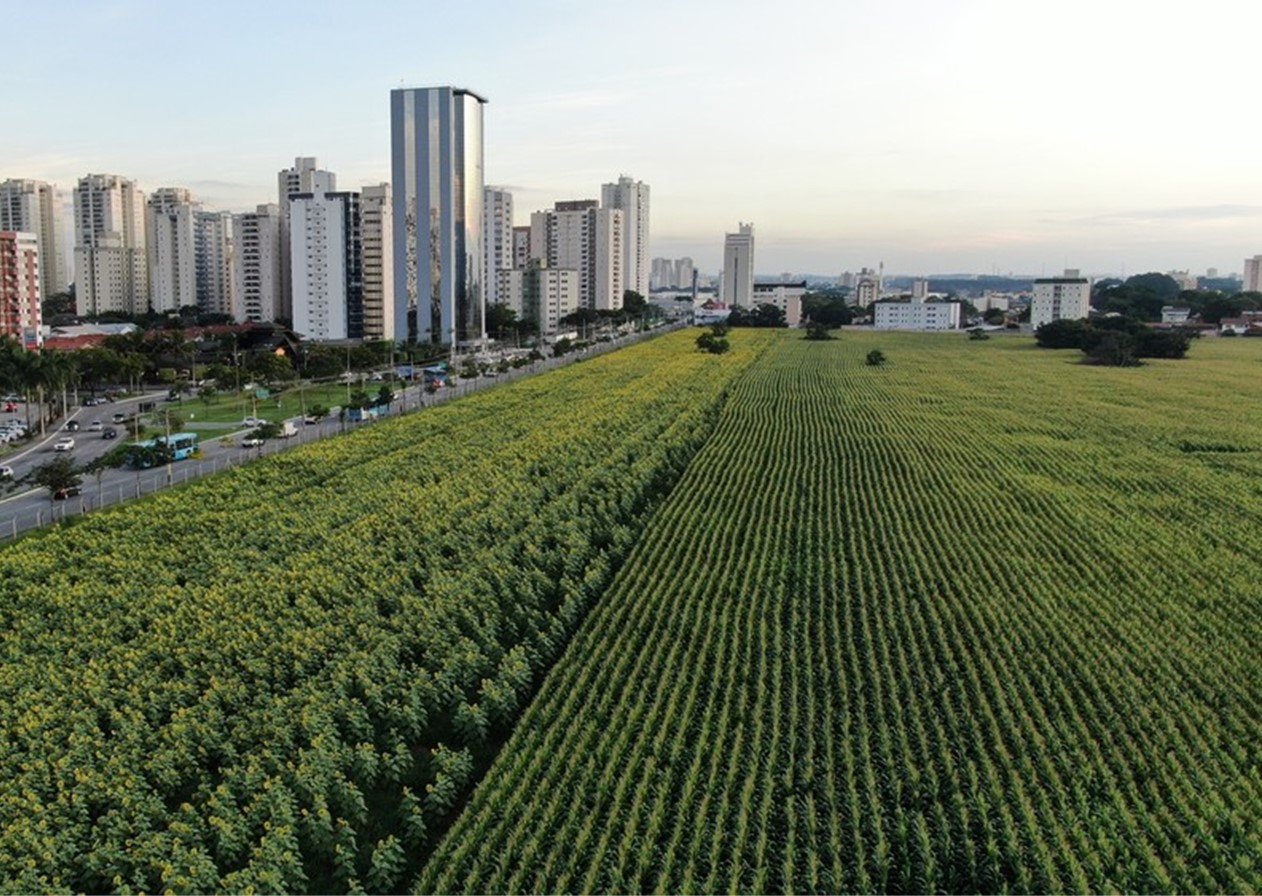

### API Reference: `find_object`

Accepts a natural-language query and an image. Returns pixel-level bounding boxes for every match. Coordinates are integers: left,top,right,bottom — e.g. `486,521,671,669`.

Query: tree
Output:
983,307,1007,325
802,292,853,328
1083,331,1138,366
485,303,520,340
1035,318,1090,349
695,330,730,354
246,350,296,384
804,323,835,341
865,349,887,366
968,327,990,340
28,455,81,503
622,290,648,316
728,303,787,328
375,384,395,407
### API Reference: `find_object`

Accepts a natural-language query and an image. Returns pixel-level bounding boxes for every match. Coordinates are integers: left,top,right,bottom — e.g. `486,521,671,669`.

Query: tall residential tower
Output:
73,174,147,316
721,222,754,308
390,86,487,345
0,180,68,296
601,175,649,299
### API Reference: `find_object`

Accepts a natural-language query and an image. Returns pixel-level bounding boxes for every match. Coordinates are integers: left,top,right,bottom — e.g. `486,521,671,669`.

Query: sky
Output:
6,0,1262,278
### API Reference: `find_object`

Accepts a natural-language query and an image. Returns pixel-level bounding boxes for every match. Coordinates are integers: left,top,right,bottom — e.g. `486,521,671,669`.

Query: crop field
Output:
418,331,1262,893
0,329,769,893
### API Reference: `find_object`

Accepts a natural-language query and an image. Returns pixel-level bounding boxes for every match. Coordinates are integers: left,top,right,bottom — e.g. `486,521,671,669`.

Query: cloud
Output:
1069,204,1262,225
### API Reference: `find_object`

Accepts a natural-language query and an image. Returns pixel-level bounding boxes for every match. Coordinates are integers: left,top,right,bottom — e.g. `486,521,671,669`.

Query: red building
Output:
0,230,42,348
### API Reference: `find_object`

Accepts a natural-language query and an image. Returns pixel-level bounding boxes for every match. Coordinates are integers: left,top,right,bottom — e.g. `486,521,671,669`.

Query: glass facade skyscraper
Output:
390,86,486,345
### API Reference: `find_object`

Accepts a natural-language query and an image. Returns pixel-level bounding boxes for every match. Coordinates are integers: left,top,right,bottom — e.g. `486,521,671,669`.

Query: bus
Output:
125,432,199,468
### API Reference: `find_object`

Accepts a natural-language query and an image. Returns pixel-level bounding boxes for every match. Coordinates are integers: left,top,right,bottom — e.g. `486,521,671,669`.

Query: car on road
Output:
0,464,13,479
89,420,103,431
53,437,75,452
3,401,18,412
101,427,118,440
242,416,265,427
112,412,127,424
53,485,82,500
65,420,80,432
241,435,264,448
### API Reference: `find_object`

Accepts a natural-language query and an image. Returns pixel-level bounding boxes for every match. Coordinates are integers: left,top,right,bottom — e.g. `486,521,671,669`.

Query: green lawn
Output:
150,381,383,433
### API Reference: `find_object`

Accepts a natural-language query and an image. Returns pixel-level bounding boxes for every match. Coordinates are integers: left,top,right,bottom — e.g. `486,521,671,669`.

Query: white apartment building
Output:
497,263,579,335
361,183,394,341
277,157,336,321
721,223,754,307
483,187,514,306
232,204,283,323
1030,269,1091,329
651,256,695,290
0,231,42,346
194,210,235,318
74,174,148,316
601,175,649,298
873,297,961,330
290,190,360,342
147,187,199,314
0,179,68,296
1167,270,1197,292
530,200,624,311
752,281,805,326
1244,255,1262,293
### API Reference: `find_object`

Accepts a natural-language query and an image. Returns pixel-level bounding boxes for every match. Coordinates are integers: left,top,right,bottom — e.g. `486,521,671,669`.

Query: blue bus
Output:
126,432,200,468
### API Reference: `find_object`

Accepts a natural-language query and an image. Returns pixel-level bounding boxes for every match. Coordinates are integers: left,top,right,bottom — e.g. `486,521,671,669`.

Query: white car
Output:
89,420,103,431
242,416,265,427
53,437,75,452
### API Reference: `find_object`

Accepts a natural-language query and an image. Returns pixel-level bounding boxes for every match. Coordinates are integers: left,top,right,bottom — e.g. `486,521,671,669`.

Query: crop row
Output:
418,331,1262,893
0,329,772,893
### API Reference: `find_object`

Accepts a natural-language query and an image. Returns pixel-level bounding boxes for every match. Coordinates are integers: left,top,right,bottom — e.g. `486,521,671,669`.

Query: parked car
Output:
0,464,13,479
101,427,118,440
53,437,75,452
241,435,264,448
53,485,82,500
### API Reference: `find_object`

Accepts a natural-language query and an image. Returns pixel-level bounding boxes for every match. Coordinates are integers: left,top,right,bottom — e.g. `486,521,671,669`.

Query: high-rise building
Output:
0,231,42,347
147,187,199,314
277,157,337,321
0,179,68,296
391,86,487,345
1030,269,1091,329
483,186,514,307
601,175,649,298
721,222,754,307
194,210,235,318
290,190,362,342
360,183,394,341
529,200,624,311
73,174,148,316
1244,255,1262,293
232,204,283,323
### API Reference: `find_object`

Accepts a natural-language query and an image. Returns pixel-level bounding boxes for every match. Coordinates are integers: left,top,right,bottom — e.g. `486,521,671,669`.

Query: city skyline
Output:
6,0,1262,278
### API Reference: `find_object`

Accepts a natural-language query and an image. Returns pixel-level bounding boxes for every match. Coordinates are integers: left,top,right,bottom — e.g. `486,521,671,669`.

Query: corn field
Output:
417,331,1262,894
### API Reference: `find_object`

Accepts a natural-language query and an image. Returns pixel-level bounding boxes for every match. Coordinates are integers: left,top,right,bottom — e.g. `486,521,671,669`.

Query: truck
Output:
278,421,298,438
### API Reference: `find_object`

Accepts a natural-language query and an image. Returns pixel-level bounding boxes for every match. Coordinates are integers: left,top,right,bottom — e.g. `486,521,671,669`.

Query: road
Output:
0,325,682,541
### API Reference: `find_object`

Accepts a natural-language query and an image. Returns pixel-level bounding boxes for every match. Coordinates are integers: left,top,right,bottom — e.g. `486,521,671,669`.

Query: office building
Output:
73,174,148,316
530,200,624,311
194,210,235,318
483,187,514,307
360,183,394,341
1030,269,1091,329
147,187,199,314
232,204,283,323
0,179,68,296
601,175,649,298
0,231,42,346
391,85,487,345
721,223,754,307
278,157,337,321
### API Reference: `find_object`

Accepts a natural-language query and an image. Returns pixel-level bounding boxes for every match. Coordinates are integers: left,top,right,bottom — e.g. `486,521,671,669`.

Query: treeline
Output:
1035,317,1195,365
